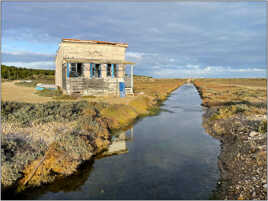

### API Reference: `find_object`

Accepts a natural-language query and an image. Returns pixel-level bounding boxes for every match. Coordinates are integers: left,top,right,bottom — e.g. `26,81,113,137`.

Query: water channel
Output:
8,84,221,200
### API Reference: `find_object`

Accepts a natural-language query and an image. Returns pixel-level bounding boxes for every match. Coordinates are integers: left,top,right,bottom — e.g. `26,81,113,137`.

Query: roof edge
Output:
63,58,135,65
61,38,128,47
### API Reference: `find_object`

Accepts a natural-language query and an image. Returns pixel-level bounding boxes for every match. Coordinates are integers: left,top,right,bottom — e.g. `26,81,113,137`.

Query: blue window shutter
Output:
111,64,114,78
67,63,69,78
90,63,93,78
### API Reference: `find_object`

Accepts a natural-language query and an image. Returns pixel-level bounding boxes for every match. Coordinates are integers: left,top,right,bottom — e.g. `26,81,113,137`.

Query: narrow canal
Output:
12,84,221,200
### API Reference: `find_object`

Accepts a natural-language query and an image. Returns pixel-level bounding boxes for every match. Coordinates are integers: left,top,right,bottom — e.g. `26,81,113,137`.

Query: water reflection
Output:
99,128,134,157
3,129,135,200
7,84,220,200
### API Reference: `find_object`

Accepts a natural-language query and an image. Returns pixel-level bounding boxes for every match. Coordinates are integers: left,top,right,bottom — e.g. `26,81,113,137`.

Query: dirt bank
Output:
1,77,185,194
193,78,267,200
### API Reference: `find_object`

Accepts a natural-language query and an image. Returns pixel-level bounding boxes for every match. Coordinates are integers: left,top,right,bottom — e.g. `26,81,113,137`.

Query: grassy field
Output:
2,76,185,103
193,78,267,117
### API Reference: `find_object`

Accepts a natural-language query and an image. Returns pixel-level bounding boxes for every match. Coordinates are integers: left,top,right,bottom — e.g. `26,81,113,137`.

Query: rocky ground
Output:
203,108,267,200
194,78,267,200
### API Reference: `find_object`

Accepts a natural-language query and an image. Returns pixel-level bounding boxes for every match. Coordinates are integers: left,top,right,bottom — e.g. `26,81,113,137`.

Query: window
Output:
114,64,118,77
71,63,76,72
106,64,117,78
70,63,83,77
92,64,101,78
107,64,112,77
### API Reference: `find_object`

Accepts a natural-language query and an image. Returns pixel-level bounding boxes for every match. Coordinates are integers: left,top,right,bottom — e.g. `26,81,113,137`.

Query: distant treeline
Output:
133,74,153,78
1,65,55,80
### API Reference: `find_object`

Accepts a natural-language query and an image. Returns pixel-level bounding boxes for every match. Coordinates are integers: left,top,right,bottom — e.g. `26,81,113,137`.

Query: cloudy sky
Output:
1,2,267,78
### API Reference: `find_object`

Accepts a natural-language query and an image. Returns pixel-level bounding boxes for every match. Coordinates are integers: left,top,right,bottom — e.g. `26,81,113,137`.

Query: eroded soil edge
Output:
194,79,267,200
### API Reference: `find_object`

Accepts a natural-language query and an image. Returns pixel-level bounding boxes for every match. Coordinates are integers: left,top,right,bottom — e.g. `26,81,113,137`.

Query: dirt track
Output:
1,81,53,103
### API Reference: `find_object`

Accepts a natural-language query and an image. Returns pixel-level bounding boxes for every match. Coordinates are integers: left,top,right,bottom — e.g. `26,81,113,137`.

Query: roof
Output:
61,38,128,47
63,58,135,65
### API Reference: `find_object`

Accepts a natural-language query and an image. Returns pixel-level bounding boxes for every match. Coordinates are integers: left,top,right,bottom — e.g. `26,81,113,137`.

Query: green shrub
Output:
55,131,94,161
1,134,47,187
52,94,77,100
1,65,54,80
1,101,89,126
35,89,62,97
258,120,267,134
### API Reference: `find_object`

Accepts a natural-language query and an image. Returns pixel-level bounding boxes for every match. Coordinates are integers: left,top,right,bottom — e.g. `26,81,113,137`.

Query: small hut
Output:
55,38,135,96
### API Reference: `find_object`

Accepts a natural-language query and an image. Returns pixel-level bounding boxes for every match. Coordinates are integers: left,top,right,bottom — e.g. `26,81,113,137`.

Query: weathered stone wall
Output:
83,63,90,78
118,64,125,78
60,42,126,61
55,48,64,88
124,76,131,88
57,41,128,95
101,64,107,78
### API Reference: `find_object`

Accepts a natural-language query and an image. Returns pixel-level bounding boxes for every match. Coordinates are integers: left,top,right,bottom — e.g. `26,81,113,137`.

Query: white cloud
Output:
126,51,145,60
3,51,54,57
152,65,265,78
186,64,200,69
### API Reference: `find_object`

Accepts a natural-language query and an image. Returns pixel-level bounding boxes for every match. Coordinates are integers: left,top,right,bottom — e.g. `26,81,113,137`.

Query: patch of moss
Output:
258,120,267,134
35,89,62,97
209,105,246,120
100,104,138,129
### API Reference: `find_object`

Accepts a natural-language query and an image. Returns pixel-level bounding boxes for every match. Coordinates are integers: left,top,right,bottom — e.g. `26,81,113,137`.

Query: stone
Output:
263,184,267,192
249,131,258,137
238,194,244,200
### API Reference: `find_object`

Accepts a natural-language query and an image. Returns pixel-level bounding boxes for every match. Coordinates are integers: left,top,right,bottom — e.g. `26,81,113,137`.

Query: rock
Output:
238,194,244,200
263,184,267,192
249,131,258,137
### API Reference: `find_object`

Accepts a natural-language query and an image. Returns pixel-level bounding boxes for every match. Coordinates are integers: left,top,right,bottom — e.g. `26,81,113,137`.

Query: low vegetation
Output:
194,78,267,200
193,78,267,116
1,134,47,188
1,71,185,192
1,101,88,126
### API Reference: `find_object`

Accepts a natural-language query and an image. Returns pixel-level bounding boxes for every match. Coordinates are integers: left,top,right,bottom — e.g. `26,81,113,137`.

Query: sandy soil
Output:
1,80,138,104
1,81,53,103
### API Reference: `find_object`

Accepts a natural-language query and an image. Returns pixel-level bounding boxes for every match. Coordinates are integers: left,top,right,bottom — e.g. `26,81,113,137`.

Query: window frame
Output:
107,64,112,77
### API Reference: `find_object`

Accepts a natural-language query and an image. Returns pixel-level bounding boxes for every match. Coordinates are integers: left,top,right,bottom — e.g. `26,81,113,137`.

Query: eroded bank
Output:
193,78,267,200
1,78,185,195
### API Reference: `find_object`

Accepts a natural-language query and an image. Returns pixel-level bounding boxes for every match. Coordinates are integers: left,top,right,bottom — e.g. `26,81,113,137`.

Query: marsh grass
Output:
1,134,47,188
194,78,267,116
15,78,54,88
1,101,88,126
35,89,62,97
